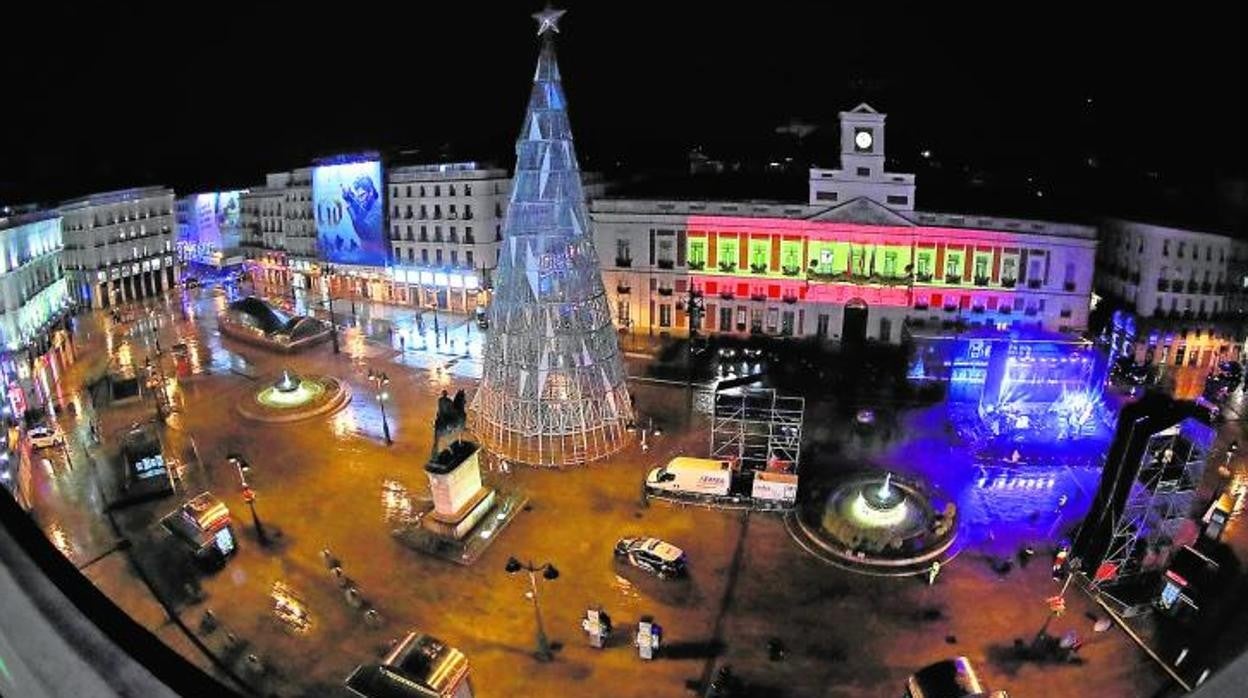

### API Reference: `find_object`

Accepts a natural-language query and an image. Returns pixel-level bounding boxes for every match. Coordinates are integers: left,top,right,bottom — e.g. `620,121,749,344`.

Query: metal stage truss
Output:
470,11,633,467
1096,417,1212,586
710,387,804,473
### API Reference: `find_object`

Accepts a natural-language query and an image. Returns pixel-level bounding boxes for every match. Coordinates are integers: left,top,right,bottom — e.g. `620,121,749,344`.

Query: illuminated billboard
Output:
313,159,386,266
182,191,243,252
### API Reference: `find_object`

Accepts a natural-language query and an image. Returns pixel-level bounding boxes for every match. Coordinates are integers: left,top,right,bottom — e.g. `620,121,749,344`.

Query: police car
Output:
614,536,687,578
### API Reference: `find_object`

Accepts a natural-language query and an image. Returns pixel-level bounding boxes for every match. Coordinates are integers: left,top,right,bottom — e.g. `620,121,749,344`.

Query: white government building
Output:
592,104,1098,345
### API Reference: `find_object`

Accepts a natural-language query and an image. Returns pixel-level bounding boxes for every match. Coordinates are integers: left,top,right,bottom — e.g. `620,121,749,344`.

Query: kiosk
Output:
161,492,237,569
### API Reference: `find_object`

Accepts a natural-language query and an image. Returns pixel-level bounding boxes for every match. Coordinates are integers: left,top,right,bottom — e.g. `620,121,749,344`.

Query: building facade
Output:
0,210,70,352
1098,218,1244,367
239,172,292,287
593,105,1097,344
238,157,612,314
59,187,178,309
384,162,511,312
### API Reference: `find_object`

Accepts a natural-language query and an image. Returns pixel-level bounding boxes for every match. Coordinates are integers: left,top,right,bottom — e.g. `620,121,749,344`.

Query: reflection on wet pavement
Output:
46,521,76,562
271,581,312,635
330,405,361,441
381,480,417,525
611,574,642,603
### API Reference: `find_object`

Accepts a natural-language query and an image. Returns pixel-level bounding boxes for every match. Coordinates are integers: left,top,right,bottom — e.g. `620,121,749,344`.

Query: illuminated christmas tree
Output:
470,7,633,466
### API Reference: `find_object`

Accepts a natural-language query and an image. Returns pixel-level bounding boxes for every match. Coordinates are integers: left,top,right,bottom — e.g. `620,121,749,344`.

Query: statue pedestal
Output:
424,441,496,542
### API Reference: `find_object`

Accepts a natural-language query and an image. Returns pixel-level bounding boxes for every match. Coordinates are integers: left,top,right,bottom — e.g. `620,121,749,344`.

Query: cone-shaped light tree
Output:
470,7,633,466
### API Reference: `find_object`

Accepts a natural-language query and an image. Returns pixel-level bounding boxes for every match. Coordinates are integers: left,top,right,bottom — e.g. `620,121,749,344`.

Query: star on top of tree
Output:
532,5,566,36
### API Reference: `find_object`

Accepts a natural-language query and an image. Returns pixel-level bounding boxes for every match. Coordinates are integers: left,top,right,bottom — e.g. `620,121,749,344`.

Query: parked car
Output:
1217,360,1243,382
614,536,687,578
27,425,63,449
1109,357,1152,386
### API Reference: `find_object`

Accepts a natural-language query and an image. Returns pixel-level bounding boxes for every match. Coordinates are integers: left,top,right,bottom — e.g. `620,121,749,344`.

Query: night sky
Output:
1,3,1241,226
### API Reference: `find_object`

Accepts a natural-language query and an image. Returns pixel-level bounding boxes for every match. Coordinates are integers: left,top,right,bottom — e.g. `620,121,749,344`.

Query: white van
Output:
645,457,732,497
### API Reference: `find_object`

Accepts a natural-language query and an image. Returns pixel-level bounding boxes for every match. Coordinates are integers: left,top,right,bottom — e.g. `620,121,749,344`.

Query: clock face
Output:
855,130,873,150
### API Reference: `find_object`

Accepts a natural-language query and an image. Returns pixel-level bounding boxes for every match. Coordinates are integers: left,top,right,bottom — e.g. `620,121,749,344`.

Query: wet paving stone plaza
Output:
4,284,1196,697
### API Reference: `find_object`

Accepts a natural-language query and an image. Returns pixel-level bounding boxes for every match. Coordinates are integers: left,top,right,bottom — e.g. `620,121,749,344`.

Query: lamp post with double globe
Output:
505,556,559,661
367,368,392,445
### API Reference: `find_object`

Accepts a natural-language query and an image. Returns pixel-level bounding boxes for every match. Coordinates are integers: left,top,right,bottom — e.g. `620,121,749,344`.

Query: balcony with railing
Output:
974,275,990,287
807,266,911,287
657,259,675,270
1000,277,1017,288
945,274,962,285
1027,279,1042,289
615,257,633,268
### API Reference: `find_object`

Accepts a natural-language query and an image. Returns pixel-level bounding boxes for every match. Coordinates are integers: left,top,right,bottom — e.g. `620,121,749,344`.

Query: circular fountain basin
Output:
788,471,958,575
236,373,351,423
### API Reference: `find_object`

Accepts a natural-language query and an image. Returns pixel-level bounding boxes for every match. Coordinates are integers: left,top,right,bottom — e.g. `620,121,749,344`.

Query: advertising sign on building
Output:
313,159,386,267
181,192,243,263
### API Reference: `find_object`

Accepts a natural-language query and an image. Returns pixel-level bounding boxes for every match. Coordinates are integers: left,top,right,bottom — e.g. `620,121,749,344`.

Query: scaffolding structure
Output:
710,386,804,473
1096,417,1213,586
470,12,632,467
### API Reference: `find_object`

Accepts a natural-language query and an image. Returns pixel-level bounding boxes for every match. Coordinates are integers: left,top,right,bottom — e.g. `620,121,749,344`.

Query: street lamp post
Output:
242,486,268,545
228,453,267,545
320,264,341,355
328,269,341,355
685,287,706,422
368,369,392,445
227,453,251,488
505,556,559,662
430,301,441,349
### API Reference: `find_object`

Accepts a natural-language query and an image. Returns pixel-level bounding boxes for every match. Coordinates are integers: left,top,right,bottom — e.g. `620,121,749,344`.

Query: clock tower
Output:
809,103,916,211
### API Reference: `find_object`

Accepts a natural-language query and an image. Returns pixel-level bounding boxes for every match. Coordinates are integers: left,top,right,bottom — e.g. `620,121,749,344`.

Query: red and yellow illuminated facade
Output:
592,198,1097,344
